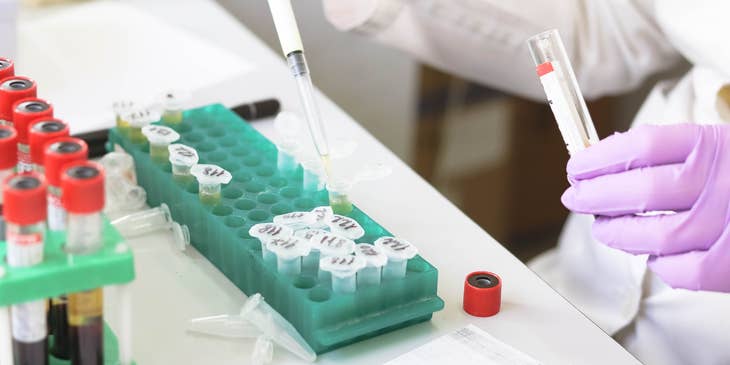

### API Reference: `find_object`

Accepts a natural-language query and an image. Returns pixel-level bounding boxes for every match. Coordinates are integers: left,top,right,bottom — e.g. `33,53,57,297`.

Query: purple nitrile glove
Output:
561,123,730,292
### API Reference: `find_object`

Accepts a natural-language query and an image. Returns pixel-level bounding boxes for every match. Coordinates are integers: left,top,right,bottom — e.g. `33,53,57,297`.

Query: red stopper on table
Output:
61,161,105,214
2,172,48,225
0,58,14,81
12,98,53,144
0,76,37,122
0,125,17,170
43,137,88,187
29,119,69,166
463,271,502,317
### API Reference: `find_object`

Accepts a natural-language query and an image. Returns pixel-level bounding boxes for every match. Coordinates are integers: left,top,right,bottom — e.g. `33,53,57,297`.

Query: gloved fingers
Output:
562,163,703,216
592,211,723,255
648,250,730,292
567,124,702,180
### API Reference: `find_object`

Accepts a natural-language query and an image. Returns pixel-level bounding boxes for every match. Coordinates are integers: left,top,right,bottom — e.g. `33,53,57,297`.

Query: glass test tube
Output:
527,29,599,154
3,173,49,365
12,98,53,172
62,162,106,365
43,138,89,232
28,119,69,173
0,76,37,127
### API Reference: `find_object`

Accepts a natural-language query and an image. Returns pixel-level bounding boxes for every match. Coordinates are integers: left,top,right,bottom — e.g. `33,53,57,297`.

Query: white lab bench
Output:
16,0,641,364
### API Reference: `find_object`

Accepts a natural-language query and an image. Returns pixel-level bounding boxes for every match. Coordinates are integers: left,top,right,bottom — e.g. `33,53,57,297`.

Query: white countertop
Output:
18,1,640,364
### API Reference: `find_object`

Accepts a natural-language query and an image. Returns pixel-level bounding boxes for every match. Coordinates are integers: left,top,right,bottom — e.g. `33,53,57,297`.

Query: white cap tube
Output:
267,0,304,56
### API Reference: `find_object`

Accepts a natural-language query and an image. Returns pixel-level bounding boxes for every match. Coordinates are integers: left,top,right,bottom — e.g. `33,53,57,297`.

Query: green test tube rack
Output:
0,219,135,364
108,103,444,354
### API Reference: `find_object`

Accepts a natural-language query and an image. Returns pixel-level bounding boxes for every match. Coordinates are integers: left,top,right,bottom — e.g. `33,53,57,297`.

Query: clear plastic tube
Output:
66,212,103,254
287,52,330,159
528,29,599,154
111,204,172,238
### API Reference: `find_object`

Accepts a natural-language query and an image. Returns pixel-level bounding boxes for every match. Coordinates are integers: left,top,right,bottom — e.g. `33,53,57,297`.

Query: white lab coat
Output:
324,1,730,364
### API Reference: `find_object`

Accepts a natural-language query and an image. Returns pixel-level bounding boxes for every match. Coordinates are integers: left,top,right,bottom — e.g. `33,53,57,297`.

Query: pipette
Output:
190,164,232,206
267,0,332,176
141,125,180,164
168,144,199,186
320,255,367,294
266,236,311,276
375,237,418,280
527,29,599,154
354,244,388,286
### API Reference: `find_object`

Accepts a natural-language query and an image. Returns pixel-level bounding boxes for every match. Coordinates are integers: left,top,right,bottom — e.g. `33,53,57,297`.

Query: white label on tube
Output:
48,193,66,231
6,231,43,267
11,300,47,343
538,64,587,154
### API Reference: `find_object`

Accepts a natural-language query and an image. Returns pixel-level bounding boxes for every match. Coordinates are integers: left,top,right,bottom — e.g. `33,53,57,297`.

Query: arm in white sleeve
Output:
323,0,682,101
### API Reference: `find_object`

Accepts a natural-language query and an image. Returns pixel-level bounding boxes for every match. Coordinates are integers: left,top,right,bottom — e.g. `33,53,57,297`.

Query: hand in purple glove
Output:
561,123,730,292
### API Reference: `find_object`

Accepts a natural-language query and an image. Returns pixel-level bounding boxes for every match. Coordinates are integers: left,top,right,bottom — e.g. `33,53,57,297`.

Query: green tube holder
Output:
108,103,444,354
0,219,135,364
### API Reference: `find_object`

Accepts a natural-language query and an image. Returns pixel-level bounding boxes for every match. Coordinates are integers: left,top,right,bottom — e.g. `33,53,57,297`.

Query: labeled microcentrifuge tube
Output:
326,214,364,240
295,228,329,271
249,223,294,264
327,179,353,215
190,164,232,206
273,211,316,231
3,172,49,365
141,125,180,164
375,237,419,280
266,237,311,276
125,108,159,144
300,158,325,192
112,100,135,137
274,111,304,176
355,244,388,286
168,144,199,186
276,139,300,176
310,206,333,229
310,232,355,258
320,255,366,293
110,204,172,238
161,90,190,126
99,152,137,184
240,294,316,362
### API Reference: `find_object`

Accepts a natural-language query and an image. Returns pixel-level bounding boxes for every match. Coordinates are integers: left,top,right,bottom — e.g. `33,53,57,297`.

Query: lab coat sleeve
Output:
323,0,682,101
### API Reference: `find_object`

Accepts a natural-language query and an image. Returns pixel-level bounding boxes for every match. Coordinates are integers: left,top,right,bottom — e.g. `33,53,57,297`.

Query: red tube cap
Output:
12,98,53,144
0,76,37,122
2,172,47,225
61,161,105,214
29,119,69,165
463,271,502,317
0,125,17,169
0,58,14,81
43,137,88,187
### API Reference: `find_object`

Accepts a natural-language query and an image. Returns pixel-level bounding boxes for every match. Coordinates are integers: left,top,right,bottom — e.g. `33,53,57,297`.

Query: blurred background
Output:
217,1,674,261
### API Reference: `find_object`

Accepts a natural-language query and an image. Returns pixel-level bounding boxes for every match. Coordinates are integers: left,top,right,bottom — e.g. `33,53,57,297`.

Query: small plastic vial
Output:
191,164,232,206
266,237,311,277
375,237,419,280
327,179,353,215
12,98,53,172
141,125,180,164
168,144,199,186
320,255,366,294
355,244,388,286
112,100,135,138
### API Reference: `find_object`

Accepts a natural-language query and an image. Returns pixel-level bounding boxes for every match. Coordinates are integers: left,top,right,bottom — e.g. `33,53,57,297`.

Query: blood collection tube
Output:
3,172,49,365
44,137,88,232
0,76,37,127
12,98,53,171
28,119,69,173
0,57,14,81
61,161,106,365
0,126,16,255
141,125,180,164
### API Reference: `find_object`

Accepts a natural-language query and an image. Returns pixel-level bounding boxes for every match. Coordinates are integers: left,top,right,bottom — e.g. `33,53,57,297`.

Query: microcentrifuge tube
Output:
3,173,49,365
249,223,295,264
161,90,189,127
273,211,316,231
326,214,364,240
190,164,232,206
276,139,300,176
327,179,353,215
320,255,366,293
110,204,172,238
61,161,107,365
99,152,137,184
171,222,191,251
168,144,199,186
310,206,333,229
266,237,311,276
300,158,325,192
125,109,158,144
112,100,135,137
375,237,418,280
295,228,329,271
142,125,180,164
355,244,388,286
104,177,147,213
309,232,355,280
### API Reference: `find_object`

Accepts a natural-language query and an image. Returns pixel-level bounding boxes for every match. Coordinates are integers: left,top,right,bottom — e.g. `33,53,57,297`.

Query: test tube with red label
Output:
12,98,53,171
0,125,17,243
28,119,69,173
0,76,36,127
2,172,49,365
43,137,88,232
0,57,14,81
62,161,106,365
